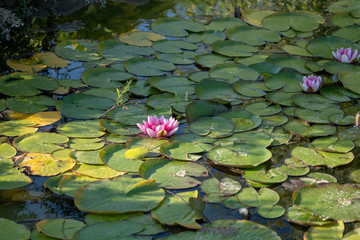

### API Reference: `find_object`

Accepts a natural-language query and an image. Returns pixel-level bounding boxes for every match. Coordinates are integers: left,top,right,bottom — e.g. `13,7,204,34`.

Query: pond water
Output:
1,0,360,239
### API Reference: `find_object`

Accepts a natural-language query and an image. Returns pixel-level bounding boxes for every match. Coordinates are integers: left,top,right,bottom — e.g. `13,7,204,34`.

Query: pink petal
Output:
146,128,157,138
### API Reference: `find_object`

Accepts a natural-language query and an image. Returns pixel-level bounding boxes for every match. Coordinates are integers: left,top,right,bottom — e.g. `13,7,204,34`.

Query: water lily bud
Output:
300,75,322,93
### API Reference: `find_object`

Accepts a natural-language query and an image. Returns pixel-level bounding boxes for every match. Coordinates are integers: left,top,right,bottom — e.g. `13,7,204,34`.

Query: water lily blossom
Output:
300,75,322,93
355,112,360,127
137,115,179,138
332,47,359,63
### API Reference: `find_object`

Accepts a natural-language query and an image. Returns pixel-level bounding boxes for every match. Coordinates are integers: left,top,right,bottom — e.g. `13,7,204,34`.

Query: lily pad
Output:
201,178,241,203
151,190,202,229
187,30,226,44
70,149,103,165
294,106,343,124
6,96,55,114
304,221,345,240
209,63,259,82
306,36,360,58
0,143,17,159
72,163,125,178
217,110,262,132
227,25,281,45
262,12,319,32
151,18,204,37
338,71,360,95
243,165,287,184
118,30,165,46
286,206,335,226
13,132,69,153
264,71,303,92
98,40,154,61
75,176,165,213
266,92,297,106
0,159,32,190
244,102,281,116
233,81,269,98
189,116,234,138
100,119,141,136
311,136,354,153
195,80,243,104
160,141,203,161
36,218,85,239
205,17,246,31
124,57,176,76
212,40,258,57
293,183,360,223
292,94,337,111
185,100,228,123
58,174,99,198
82,66,133,88
139,158,208,189
55,40,101,61
195,53,233,68
152,39,197,53
320,85,360,102
156,51,197,65
68,138,104,151
266,55,311,74
0,218,30,240
147,76,195,95
284,119,336,137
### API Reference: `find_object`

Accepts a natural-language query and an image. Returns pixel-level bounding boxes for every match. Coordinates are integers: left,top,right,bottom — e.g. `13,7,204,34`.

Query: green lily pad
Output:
249,62,281,74
36,218,85,239
339,71,360,95
118,31,165,46
332,25,360,42
0,143,17,159
304,221,345,240
160,142,203,161
329,0,360,13
277,160,309,177
294,106,343,124
195,53,233,68
0,159,32,190
147,76,195,95
6,96,55,114
264,71,303,92
212,40,258,57
55,93,115,119
185,100,228,123
187,30,226,44
269,127,292,146
331,12,358,27
235,54,269,65
233,81,270,98
98,40,154,61
58,174,99,198
151,18,204,37
293,183,360,222
285,206,335,226
100,144,144,172
266,92,297,106
201,178,241,203
74,220,144,240
207,144,272,168
284,119,336,137
258,205,285,219
300,172,338,184
188,71,210,82
209,63,259,82
126,137,168,157
262,12,319,32
72,163,125,178
244,102,281,116
291,146,354,168
70,149,103,165
320,86,360,102
282,44,312,56
124,57,176,77
152,39,197,53
323,61,360,75
350,169,360,183
215,131,273,148
205,17,246,31
13,132,68,153
195,80,243,104
156,51,197,65
217,110,262,132
55,40,101,61
151,190,202,229
81,66,133,88
292,94,337,111
68,138,104,151
0,72,58,96
58,120,105,138
241,9,275,27
311,137,354,153
75,176,165,213
227,25,281,45
306,36,360,58
139,158,208,189
243,165,287,184
100,119,141,136
261,115,288,127
0,218,30,240
189,116,234,138
0,120,38,137
266,55,311,74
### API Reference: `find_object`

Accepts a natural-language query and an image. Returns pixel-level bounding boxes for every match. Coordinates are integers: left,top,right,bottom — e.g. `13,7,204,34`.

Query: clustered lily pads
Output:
1,1,360,239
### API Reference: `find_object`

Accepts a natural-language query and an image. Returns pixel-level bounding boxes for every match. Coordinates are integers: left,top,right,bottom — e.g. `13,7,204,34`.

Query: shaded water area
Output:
1,0,360,239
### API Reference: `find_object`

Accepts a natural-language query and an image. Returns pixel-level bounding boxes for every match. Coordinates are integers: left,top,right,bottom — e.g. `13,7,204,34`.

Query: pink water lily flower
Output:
300,75,322,93
332,47,359,63
137,115,179,138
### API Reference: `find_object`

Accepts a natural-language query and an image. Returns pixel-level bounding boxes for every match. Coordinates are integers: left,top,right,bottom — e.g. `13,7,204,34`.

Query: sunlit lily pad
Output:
209,63,259,82
139,158,208,189
300,172,338,184
0,143,16,159
151,18,204,37
151,190,202,229
127,137,168,157
0,218,30,240
58,120,105,138
98,40,154,61
36,218,85,239
293,183,360,222
56,93,115,119
160,142,203,161
0,120,37,136
100,119,141,136
227,25,281,45
241,9,275,27
304,221,345,240
68,138,104,151
16,152,75,176
215,131,273,148
189,116,234,138
311,136,354,153
6,96,55,114
207,144,271,168
243,165,287,184
13,132,68,153
285,206,334,226
284,119,336,137
7,56,46,73
125,57,176,76
118,30,165,46
236,186,279,206
70,149,103,164
72,163,125,178
212,40,258,57
262,12,319,32
58,174,99,198
0,72,58,96
55,40,101,61
201,178,241,203
75,176,164,213
100,144,144,172
0,159,32,190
